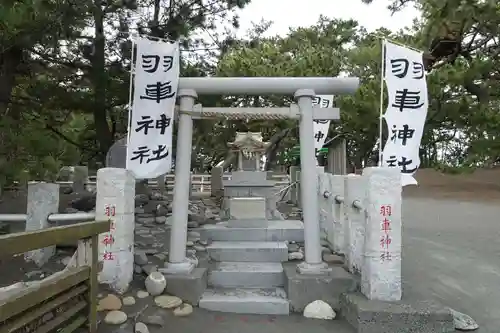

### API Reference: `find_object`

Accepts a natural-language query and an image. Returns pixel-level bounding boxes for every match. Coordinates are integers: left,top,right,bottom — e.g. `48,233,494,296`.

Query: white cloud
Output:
235,0,419,37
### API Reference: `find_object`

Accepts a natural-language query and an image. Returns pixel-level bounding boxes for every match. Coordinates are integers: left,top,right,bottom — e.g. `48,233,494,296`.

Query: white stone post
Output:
72,166,88,193
361,167,402,301
210,167,223,196
164,89,197,274
295,89,329,274
156,174,166,194
344,174,366,274
25,183,59,266
96,168,135,294
330,174,346,254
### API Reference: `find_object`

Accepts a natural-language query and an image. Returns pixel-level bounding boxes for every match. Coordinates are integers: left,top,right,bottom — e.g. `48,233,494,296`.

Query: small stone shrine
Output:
229,132,269,171
222,132,283,221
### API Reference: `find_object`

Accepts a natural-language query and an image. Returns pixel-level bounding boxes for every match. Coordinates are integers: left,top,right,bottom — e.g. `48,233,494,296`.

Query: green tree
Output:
0,0,252,183
215,17,361,169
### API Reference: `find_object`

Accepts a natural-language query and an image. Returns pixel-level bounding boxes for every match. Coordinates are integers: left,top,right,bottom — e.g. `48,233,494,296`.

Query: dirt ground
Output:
403,167,500,201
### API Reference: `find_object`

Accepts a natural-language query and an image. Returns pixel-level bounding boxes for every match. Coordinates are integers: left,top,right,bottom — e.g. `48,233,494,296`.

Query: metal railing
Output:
0,212,95,223
5,173,291,194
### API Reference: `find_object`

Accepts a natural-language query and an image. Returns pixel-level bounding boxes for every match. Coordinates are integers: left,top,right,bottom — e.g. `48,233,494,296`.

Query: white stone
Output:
60,256,72,266
145,272,166,296
288,251,304,260
97,294,122,311
449,308,479,331
155,216,167,224
135,322,149,333
186,240,194,246
154,295,182,309
104,310,128,325
136,290,150,299
122,296,136,305
188,231,201,238
193,245,206,252
303,300,336,320
173,303,193,317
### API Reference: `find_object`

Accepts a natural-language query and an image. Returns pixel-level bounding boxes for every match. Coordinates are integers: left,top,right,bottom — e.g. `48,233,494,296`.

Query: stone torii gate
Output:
164,77,359,276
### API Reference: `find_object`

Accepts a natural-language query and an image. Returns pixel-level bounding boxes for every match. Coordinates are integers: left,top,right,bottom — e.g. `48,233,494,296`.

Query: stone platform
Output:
340,293,455,333
197,220,304,242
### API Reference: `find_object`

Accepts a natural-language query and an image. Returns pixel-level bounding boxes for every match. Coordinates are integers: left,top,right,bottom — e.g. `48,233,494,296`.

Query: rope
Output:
199,111,290,120
275,181,298,202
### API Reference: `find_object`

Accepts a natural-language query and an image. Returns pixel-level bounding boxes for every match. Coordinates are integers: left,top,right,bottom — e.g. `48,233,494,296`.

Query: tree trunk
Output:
91,2,113,162
0,47,22,116
264,128,293,171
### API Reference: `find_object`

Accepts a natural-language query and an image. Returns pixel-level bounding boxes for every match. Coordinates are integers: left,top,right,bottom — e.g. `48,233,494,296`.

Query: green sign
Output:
287,146,327,156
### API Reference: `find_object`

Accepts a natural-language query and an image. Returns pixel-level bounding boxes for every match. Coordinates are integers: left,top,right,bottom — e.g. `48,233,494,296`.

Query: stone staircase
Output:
198,196,304,315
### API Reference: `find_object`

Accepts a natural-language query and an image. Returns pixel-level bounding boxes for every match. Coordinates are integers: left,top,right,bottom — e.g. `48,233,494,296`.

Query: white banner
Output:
126,37,179,179
312,95,334,150
381,41,428,186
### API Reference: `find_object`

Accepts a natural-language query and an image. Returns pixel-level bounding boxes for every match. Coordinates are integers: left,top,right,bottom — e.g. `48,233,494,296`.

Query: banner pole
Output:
378,38,386,167
125,37,136,169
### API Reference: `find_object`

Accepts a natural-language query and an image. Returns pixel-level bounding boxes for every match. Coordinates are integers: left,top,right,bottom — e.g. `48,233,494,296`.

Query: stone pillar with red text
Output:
361,166,402,301
96,168,135,294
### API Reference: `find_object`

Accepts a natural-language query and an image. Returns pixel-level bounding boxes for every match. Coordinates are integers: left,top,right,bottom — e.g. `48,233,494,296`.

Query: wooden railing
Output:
0,220,110,333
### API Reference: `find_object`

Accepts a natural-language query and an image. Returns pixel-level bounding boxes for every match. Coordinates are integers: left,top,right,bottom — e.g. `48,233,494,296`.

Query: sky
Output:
233,0,420,37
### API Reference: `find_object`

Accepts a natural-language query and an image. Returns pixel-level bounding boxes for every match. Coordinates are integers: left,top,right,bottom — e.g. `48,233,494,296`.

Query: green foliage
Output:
1,0,500,180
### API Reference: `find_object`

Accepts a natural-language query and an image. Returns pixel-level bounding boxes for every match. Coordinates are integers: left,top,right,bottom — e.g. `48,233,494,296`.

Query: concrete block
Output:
199,287,289,315
228,197,266,220
284,264,358,312
224,184,274,198
199,220,304,242
209,262,284,288
231,171,268,182
227,219,268,228
340,293,455,333
161,268,208,305
207,241,288,262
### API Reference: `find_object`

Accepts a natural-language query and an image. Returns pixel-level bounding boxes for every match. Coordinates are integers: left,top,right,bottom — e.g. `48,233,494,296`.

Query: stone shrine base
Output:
283,264,358,312
340,292,455,333
161,268,208,305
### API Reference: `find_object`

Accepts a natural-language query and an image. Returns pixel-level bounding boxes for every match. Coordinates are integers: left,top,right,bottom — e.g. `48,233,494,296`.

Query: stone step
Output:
198,220,304,242
207,241,288,262
199,287,290,315
209,262,284,288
